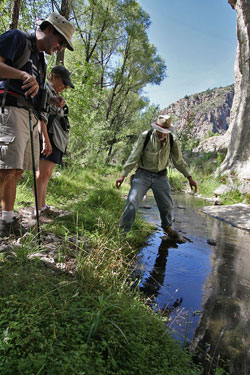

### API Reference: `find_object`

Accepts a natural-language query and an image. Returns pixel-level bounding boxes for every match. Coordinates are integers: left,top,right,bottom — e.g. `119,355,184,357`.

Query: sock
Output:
2,210,15,223
33,210,41,217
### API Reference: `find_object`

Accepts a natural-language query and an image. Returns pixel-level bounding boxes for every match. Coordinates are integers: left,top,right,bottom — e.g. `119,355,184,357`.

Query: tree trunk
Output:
219,0,250,178
10,0,21,29
56,0,70,65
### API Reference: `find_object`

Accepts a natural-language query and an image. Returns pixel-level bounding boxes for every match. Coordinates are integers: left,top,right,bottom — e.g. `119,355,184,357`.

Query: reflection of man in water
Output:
140,237,178,299
140,237,183,317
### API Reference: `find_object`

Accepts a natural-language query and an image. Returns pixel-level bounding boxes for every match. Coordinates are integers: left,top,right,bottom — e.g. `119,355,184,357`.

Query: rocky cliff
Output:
161,85,234,141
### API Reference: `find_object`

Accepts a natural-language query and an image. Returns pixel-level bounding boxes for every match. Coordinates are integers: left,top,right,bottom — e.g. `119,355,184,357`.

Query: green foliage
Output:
0,259,200,374
168,169,186,191
188,152,218,176
196,176,221,197
0,0,11,33
219,190,250,205
216,151,226,168
1,0,167,167
176,111,199,153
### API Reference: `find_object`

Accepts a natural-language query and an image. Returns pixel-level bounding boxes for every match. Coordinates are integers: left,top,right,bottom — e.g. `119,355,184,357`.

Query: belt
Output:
0,92,34,112
138,168,167,176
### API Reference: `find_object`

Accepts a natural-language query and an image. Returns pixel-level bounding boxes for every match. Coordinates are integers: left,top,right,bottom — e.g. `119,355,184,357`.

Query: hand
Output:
115,176,125,188
49,96,65,108
188,177,198,193
21,72,39,98
41,138,52,157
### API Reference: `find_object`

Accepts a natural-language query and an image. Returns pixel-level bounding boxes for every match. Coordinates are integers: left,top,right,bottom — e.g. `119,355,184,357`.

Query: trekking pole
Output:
28,108,41,245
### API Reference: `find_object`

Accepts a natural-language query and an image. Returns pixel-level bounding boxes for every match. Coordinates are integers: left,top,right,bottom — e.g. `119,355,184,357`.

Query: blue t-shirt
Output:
0,29,47,113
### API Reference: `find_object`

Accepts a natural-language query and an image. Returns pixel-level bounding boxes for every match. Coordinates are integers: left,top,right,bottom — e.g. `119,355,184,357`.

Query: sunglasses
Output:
53,30,67,48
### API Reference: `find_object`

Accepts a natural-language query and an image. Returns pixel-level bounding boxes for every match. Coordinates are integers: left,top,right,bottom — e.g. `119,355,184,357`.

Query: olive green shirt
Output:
122,130,191,178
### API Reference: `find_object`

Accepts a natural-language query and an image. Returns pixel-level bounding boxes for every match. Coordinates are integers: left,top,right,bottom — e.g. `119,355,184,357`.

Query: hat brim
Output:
63,78,74,88
151,123,171,134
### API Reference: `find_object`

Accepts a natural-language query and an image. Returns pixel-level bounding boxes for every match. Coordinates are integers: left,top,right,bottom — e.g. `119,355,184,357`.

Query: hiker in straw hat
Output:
0,12,74,236
115,114,198,243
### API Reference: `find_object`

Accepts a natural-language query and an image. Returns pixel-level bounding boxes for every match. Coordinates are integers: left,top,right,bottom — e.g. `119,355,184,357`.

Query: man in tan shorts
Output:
0,13,75,236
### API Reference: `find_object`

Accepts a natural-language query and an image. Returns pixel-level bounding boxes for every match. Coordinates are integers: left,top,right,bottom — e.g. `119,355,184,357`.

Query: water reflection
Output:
140,237,178,297
138,193,250,374
191,221,250,374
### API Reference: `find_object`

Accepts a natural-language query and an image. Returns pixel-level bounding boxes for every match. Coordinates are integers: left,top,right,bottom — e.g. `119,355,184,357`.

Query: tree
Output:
10,0,21,29
0,0,167,167
219,0,250,178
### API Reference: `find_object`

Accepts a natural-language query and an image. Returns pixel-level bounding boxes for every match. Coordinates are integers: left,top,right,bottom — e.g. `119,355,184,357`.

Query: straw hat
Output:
156,114,171,128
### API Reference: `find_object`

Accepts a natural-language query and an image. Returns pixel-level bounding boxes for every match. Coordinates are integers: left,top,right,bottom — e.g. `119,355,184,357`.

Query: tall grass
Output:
0,166,201,375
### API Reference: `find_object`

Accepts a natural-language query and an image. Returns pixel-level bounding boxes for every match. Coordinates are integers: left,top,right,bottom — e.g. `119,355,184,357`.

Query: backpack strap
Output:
169,133,173,152
143,129,153,151
12,32,33,69
141,129,153,166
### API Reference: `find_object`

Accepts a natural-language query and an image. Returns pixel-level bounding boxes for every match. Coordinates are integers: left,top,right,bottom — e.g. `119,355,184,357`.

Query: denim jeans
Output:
120,168,173,232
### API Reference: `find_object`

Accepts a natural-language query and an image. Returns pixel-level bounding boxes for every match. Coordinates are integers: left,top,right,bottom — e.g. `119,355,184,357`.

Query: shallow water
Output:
138,192,250,374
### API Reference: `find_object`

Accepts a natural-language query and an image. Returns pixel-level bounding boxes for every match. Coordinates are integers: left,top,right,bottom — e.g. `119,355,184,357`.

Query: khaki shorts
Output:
0,106,39,170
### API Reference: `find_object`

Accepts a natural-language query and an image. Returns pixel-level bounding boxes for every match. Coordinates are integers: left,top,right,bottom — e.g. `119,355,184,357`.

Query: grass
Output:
0,166,201,375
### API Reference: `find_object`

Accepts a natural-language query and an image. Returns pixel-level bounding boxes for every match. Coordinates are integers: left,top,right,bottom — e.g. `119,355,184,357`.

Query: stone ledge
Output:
201,203,250,231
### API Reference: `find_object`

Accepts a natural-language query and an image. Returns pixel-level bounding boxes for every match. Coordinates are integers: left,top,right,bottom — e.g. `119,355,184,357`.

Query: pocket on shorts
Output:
0,107,11,126
0,135,15,161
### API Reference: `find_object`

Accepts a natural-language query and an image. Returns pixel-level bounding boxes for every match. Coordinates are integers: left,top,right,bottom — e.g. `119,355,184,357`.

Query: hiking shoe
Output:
41,206,60,218
164,226,186,244
0,217,27,237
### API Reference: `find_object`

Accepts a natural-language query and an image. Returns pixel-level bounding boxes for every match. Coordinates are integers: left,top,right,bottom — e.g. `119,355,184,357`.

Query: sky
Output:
138,0,237,109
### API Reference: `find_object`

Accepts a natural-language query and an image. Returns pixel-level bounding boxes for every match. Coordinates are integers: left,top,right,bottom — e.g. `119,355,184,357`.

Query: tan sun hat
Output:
151,114,172,134
39,12,75,51
156,114,171,128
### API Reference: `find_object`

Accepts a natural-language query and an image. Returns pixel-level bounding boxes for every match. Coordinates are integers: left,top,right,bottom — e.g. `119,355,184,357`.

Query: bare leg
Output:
0,169,23,211
35,160,56,211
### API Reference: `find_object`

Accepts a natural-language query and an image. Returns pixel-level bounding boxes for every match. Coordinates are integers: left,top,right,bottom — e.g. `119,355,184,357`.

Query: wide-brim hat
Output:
39,12,75,51
156,114,171,128
151,114,172,134
51,65,74,88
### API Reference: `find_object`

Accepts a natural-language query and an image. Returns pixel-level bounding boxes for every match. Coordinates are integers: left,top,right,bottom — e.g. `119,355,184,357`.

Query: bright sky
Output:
139,0,237,109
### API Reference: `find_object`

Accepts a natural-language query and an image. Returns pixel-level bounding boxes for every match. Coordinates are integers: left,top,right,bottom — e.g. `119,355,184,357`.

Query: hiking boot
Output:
41,206,60,218
164,226,186,244
0,217,27,237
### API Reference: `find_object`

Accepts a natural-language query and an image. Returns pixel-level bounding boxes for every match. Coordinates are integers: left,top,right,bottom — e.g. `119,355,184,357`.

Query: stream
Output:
137,192,250,374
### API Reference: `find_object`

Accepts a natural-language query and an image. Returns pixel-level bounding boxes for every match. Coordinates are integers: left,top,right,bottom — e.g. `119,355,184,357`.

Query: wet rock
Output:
202,204,250,231
214,200,222,206
214,184,233,196
207,239,217,246
238,179,250,195
0,244,13,253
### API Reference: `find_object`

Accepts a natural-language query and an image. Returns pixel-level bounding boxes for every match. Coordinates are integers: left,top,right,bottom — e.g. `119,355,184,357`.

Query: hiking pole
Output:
28,108,41,245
